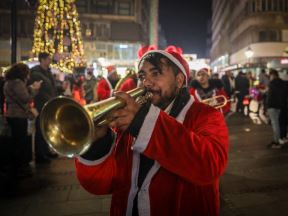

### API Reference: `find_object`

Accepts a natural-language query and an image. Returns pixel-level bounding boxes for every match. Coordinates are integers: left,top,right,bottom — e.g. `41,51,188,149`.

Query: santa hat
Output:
138,50,190,86
165,45,183,55
196,67,209,75
137,45,157,58
106,65,116,76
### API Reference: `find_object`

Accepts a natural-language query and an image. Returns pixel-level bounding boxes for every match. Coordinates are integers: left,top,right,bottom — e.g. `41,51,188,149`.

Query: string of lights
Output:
31,0,86,73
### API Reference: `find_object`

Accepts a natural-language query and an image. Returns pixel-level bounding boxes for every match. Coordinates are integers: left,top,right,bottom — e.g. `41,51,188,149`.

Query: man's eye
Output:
151,71,160,77
138,74,145,81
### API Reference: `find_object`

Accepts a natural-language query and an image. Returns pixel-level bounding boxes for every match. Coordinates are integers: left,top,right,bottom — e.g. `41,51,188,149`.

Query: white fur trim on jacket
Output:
175,96,194,123
76,133,116,166
131,105,160,153
126,96,194,215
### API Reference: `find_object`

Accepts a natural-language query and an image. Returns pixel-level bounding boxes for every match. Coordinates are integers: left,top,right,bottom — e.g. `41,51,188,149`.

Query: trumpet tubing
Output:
201,95,229,109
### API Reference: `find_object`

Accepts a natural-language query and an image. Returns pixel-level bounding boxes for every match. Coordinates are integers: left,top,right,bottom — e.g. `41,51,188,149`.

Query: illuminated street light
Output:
245,47,254,59
119,44,128,49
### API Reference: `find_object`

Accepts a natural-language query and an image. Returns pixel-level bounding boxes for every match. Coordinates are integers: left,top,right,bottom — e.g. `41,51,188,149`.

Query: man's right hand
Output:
108,92,141,132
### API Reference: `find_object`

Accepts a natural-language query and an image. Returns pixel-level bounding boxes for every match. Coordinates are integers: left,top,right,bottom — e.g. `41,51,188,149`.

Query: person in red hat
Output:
75,50,228,216
95,65,119,101
189,68,231,114
72,75,86,106
117,68,138,92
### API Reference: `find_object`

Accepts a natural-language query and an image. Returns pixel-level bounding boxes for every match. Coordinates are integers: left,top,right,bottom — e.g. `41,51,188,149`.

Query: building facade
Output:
0,0,155,68
76,0,153,67
211,0,288,78
0,0,35,66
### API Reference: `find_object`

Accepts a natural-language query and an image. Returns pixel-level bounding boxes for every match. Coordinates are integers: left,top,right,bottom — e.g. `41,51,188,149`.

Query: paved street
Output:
0,113,287,216
221,114,288,216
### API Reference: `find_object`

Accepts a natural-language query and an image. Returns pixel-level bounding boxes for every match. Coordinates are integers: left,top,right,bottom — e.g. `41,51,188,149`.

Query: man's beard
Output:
148,86,179,110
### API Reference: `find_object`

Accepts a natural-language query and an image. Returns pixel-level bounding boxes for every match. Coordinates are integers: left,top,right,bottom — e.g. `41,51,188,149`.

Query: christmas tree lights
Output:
32,0,86,72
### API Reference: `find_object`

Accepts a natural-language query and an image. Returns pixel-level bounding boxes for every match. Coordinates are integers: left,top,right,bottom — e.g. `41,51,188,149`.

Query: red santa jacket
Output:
96,77,113,101
75,96,229,216
118,77,137,92
189,80,230,114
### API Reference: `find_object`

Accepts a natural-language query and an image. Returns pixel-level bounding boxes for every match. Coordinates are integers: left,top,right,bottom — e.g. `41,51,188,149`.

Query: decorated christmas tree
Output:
32,0,86,72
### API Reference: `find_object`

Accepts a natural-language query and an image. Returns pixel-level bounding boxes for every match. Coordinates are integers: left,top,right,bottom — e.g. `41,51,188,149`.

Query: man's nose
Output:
142,76,154,88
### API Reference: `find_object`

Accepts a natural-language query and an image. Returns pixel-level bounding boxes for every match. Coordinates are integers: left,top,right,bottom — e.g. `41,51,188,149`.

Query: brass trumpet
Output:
201,95,230,109
40,87,150,157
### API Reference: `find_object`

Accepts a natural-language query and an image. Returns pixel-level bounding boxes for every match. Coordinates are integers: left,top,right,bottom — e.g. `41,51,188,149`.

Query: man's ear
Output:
176,73,185,88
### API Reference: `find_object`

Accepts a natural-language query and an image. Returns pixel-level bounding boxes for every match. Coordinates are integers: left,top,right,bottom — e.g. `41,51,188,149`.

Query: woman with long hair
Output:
4,63,42,178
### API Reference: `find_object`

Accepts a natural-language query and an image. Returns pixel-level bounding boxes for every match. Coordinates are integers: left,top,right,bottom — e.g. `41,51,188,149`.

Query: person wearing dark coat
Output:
221,70,234,98
266,69,287,148
235,71,250,114
29,52,57,163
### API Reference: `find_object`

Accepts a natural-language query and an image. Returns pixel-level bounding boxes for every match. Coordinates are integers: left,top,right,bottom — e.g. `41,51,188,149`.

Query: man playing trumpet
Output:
190,68,231,114
75,50,229,216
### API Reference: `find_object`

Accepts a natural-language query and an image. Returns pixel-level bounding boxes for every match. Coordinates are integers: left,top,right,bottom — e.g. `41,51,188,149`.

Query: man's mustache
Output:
146,88,161,95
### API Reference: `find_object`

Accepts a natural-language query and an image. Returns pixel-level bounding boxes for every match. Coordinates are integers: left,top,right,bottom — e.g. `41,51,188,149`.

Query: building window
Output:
282,29,288,41
262,0,267,10
267,0,273,10
255,0,261,11
117,2,133,16
252,0,256,11
75,0,87,13
252,0,288,12
91,0,113,14
26,20,34,36
81,23,89,38
272,0,278,10
94,23,110,39
285,0,288,11
96,43,105,51
259,30,278,41
279,0,284,10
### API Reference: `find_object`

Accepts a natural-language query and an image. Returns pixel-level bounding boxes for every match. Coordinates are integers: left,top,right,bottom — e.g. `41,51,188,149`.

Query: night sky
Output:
159,0,212,58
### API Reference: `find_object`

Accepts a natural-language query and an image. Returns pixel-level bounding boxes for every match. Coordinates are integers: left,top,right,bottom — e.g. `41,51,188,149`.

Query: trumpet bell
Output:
40,87,150,158
40,97,94,157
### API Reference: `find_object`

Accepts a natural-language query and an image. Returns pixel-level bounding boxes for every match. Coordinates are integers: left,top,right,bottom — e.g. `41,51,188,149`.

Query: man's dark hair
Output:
5,63,30,81
139,53,181,77
38,52,50,62
269,69,279,78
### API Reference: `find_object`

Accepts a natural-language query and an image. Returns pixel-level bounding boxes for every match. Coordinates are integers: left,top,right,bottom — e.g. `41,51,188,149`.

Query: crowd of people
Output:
0,48,287,215
210,68,287,149
0,52,139,182
207,68,288,148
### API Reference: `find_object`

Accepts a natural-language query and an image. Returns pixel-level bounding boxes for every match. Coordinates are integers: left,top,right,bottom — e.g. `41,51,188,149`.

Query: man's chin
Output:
151,98,169,110
151,96,159,105
150,95,161,106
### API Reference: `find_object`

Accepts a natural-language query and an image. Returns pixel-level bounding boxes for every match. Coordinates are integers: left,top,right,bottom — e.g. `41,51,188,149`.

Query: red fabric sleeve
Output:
142,103,229,185
118,78,137,92
189,88,200,102
96,79,111,101
75,154,116,195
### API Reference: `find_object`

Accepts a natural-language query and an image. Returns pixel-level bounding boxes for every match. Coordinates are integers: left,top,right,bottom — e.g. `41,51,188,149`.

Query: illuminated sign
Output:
280,59,288,64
